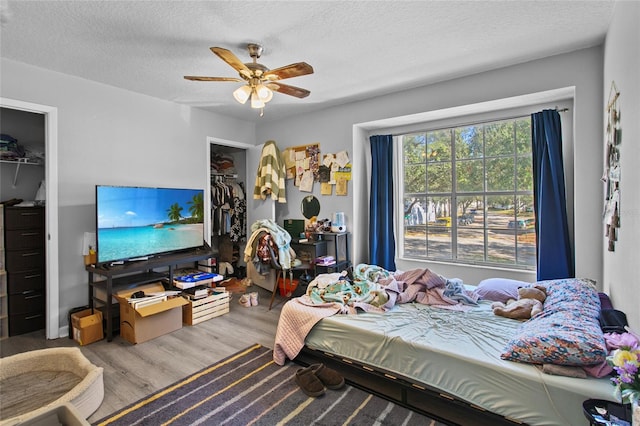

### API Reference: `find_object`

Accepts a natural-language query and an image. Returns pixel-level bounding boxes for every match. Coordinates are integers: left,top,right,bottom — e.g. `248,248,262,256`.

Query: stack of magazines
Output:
182,286,210,300
127,293,168,309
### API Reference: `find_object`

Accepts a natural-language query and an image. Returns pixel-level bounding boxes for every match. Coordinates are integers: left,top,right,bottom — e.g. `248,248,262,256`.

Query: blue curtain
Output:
369,135,396,271
531,110,574,280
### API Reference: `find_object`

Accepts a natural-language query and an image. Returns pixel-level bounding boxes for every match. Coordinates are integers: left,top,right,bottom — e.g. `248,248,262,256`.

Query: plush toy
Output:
491,285,547,320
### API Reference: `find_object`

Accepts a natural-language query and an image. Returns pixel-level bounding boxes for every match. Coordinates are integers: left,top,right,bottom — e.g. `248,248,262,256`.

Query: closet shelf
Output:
0,158,44,187
211,173,238,180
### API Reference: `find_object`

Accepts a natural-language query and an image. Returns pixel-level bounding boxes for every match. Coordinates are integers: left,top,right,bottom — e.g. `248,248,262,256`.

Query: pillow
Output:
472,278,531,303
501,278,607,366
501,310,607,366
540,277,601,317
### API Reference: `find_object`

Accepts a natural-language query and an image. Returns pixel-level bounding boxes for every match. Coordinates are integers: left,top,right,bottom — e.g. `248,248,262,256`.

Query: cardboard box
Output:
71,308,104,346
183,290,230,325
116,282,188,344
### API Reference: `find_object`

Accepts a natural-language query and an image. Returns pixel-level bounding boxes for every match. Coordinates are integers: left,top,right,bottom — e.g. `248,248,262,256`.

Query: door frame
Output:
1,97,60,339
205,136,254,246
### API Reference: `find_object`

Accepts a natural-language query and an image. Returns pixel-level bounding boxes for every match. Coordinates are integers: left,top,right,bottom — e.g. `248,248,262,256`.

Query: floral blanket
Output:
273,264,479,364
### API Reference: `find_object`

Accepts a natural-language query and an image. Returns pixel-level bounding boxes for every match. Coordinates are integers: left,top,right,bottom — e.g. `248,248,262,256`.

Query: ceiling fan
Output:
184,43,314,114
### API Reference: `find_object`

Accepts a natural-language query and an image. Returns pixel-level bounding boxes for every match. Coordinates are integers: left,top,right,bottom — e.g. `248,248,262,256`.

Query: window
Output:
400,115,536,269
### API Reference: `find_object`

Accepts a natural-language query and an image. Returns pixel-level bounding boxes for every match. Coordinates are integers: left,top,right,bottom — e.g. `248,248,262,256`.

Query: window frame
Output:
390,102,573,272
398,114,534,270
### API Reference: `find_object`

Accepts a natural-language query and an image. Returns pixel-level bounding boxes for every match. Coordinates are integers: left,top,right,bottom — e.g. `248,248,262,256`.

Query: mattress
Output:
304,300,616,426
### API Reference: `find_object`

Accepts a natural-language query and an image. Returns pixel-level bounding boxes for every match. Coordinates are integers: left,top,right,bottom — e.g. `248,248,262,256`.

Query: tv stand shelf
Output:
86,247,215,341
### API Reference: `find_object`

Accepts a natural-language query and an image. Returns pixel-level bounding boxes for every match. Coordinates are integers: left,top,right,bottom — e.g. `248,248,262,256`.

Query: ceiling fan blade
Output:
264,62,314,81
267,82,311,99
210,47,252,78
184,76,244,82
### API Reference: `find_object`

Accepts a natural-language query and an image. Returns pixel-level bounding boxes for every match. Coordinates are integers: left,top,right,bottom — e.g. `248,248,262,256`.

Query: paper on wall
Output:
336,150,350,168
299,170,314,192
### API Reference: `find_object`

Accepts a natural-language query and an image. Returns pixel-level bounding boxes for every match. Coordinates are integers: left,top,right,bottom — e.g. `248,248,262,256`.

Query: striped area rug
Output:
94,343,444,426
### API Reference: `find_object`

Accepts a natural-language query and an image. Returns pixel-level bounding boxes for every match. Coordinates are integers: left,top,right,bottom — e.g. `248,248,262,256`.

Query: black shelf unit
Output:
290,240,327,278
313,232,351,274
87,245,215,341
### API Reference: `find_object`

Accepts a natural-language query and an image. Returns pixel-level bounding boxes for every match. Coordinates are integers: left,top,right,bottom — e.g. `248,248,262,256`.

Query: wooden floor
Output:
0,285,285,423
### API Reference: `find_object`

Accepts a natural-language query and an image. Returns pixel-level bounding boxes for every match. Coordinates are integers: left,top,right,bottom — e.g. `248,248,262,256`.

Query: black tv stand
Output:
87,245,215,341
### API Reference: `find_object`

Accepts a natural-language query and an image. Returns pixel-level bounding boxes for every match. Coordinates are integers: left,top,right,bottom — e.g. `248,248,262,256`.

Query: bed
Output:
273,267,618,426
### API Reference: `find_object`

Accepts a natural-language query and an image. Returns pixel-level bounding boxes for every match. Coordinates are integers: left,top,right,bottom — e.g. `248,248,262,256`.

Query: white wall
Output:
1,58,256,332
257,47,604,286
602,1,640,332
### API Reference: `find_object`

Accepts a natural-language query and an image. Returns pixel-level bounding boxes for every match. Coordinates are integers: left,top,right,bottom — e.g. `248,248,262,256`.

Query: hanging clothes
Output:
244,219,293,270
253,140,287,203
211,176,246,243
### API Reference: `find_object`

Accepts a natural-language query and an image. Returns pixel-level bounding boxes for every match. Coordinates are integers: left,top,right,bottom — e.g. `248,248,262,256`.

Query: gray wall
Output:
258,46,604,287
602,1,640,332
2,8,638,335
1,58,256,333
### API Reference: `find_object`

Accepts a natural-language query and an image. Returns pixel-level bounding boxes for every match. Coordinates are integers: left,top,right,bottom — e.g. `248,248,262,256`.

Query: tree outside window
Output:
400,116,536,269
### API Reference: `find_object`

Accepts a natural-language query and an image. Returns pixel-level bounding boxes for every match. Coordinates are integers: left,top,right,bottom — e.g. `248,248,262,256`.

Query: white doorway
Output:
0,97,59,339
205,137,254,248
205,137,276,242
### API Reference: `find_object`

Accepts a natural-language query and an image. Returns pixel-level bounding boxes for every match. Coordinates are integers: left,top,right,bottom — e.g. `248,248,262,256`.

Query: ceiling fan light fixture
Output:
233,85,251,104
186,43,313,116
250,89,265,109
256,84,273,103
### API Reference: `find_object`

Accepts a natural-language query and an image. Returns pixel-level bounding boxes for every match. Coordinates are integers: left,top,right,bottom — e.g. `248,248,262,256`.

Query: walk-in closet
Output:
209,144,247,279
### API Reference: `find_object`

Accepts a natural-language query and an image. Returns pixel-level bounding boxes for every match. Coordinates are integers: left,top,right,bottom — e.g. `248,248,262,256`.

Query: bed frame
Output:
295,345,526,426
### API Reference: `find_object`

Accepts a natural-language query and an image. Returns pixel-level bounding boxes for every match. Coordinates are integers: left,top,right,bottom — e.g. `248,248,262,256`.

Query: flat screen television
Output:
95,185,205,265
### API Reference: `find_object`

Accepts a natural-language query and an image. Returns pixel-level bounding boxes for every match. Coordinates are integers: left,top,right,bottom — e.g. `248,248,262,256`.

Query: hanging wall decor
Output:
321,150,351,196
282,143,321,193
602,81,621,251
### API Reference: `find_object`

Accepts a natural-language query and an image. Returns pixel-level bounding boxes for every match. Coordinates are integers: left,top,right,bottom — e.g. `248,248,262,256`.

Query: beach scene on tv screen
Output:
97,186,204,263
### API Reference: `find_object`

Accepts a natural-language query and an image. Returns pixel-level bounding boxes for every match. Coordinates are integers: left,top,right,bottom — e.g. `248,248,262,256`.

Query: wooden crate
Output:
183,290,229,325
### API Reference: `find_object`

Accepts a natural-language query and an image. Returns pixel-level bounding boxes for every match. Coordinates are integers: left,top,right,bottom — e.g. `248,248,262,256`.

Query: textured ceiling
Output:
0,1,615,123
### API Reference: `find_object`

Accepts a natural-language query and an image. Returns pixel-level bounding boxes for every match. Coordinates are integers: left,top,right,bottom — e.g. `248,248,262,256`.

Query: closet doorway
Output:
0,98,59,339
206,137,253,278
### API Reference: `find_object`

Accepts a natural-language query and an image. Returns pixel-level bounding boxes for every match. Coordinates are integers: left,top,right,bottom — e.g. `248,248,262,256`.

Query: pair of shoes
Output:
219,262,234,276
310,363,345,390
238,292,258,307
238,294,251,307
295,366,325,397
294,363,345,397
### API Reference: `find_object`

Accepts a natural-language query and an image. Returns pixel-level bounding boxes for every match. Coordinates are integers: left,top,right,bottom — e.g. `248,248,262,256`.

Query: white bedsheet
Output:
304,301,616,426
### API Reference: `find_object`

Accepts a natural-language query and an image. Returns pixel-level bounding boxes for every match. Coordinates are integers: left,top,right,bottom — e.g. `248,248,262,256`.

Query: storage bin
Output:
183,290,229,325
278,277,299,297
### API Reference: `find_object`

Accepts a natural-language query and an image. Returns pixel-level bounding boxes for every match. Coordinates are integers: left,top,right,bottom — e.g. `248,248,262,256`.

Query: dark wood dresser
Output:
4,206,46,336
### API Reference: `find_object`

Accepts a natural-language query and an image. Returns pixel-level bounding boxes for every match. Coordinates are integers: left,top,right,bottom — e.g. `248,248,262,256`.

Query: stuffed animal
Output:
491,285,547,320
